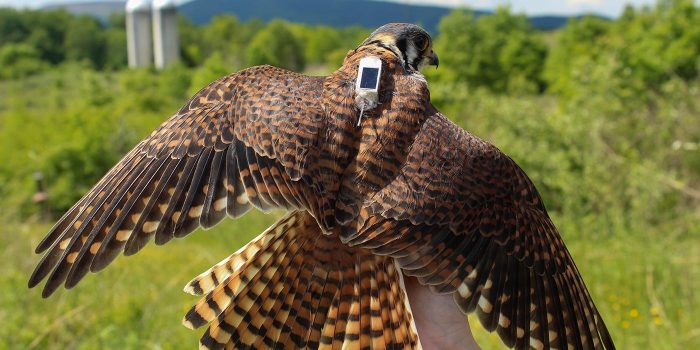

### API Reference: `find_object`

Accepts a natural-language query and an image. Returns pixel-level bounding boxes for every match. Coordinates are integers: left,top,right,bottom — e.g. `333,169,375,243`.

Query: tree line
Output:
2,0,699,96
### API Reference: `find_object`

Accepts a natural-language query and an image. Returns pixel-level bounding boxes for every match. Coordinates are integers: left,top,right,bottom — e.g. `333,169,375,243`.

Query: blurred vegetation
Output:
0,0,699,349
432,7,547,93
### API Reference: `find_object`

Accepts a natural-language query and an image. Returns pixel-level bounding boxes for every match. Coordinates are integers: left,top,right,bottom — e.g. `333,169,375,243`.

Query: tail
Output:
182,211,421,350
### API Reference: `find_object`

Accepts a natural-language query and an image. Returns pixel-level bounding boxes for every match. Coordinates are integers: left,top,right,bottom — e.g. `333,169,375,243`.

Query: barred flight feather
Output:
183,211,419,350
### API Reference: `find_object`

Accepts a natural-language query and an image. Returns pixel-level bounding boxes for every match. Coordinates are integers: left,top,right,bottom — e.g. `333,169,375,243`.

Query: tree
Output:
293,25,342,65
26,10,73,64
201,15,243,62
178,15,205,67
246,20,305,71
0,43,47,79
103,13,127,69
612,0,700,86
103,28,127,70
545,0,700,102
323,26,371,67
543,16,611,95
433,7,547,93
0,8,31,44
63,16,106,68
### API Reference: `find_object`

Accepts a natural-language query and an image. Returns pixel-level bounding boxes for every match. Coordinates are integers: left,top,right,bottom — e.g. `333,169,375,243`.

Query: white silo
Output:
126,0,153,68
152,0,180,69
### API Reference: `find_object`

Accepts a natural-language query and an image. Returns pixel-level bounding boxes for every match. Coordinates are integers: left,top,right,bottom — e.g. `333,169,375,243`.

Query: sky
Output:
0,0,661,17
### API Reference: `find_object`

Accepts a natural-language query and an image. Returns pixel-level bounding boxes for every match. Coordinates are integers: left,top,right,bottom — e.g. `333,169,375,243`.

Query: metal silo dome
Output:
126,0,151,12
152,0,177,10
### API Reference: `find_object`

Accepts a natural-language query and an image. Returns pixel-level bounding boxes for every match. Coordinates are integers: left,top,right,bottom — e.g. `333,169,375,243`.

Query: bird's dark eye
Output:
415,37,429,51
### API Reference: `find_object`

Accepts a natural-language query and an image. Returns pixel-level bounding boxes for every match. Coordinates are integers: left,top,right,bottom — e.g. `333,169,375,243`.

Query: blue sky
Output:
0,0,660,17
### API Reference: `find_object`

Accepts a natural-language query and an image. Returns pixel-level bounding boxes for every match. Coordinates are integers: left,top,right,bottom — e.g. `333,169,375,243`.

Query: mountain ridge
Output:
41,0,598,32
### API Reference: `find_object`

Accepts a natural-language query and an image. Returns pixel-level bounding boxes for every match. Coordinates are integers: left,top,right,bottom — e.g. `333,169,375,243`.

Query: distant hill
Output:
42,0,584,32
179,0,578,32
179,0,466,33
43,1,124,22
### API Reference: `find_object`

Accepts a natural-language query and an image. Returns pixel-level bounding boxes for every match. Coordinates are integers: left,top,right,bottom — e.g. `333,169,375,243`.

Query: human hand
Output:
403,275,481,350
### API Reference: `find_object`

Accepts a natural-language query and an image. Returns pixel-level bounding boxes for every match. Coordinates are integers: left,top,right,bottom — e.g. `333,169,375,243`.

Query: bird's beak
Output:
429,52,439,68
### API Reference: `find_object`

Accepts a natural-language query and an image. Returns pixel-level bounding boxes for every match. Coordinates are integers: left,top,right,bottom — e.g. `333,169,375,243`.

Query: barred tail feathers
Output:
182,211,421,350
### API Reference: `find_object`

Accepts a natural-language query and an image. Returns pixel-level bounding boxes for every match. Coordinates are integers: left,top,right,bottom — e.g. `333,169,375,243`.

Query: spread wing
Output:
29,66,327,297
342,112,615,349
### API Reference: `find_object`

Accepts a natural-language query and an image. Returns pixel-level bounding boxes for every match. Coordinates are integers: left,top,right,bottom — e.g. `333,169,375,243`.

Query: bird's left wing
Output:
341,111,615,350
29,66,327,297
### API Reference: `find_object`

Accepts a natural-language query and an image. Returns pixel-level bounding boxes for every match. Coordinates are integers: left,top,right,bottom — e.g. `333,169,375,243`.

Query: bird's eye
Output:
416,37,429,51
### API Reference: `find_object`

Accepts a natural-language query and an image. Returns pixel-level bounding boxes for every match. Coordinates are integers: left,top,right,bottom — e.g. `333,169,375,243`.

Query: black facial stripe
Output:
396,38,409,67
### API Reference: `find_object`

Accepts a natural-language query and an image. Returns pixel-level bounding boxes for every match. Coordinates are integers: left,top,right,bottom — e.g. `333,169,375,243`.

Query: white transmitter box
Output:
354,56,383,125
356,56,382,92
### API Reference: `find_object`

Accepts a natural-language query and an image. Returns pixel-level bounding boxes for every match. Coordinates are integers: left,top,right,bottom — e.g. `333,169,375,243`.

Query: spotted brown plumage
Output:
29,23,615,349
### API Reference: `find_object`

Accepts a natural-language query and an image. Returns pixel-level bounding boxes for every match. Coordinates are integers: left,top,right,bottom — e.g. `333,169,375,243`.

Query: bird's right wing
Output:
29,66,328,297
342,112,615,349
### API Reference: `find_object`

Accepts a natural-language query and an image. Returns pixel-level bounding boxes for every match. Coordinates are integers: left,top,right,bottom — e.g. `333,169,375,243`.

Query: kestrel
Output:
29,23,615,349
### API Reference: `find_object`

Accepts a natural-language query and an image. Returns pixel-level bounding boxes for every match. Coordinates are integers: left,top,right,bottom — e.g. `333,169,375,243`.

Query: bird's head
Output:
360,23,439,72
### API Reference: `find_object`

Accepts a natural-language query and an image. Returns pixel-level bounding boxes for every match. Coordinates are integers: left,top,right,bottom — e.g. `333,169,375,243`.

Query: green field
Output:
1,212,275,349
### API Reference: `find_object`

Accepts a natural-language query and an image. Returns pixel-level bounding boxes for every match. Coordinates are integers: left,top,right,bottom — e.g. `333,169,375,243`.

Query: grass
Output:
0,212,277,350
1,211,697,349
